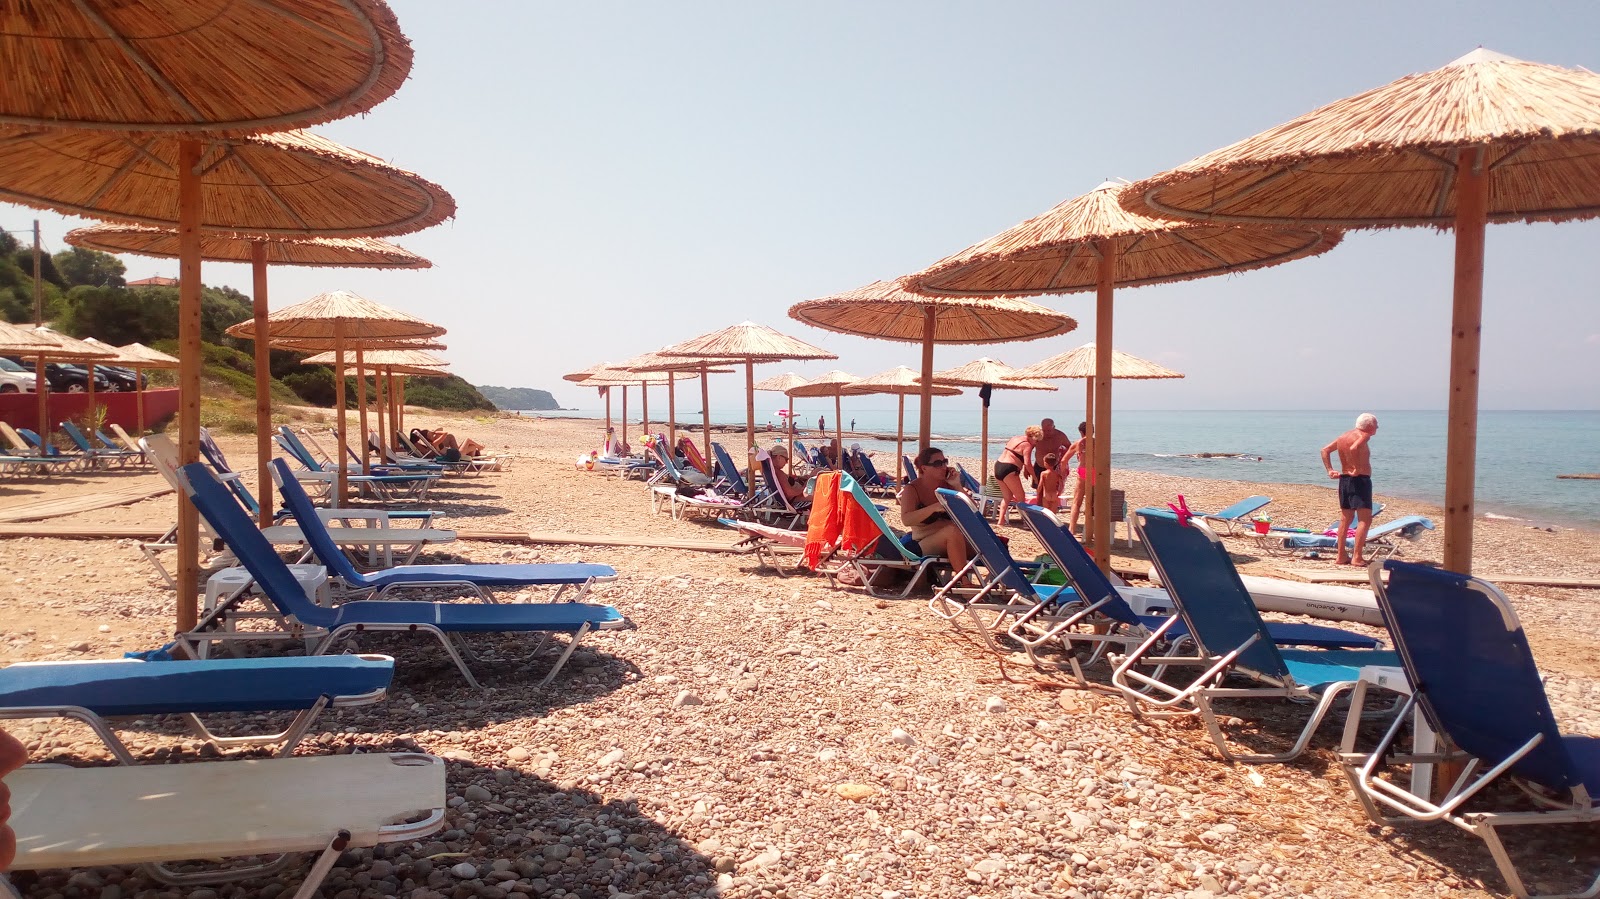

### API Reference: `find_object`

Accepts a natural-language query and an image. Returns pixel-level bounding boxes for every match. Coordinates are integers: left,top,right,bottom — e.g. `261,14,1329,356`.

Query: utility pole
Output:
32,219,42,326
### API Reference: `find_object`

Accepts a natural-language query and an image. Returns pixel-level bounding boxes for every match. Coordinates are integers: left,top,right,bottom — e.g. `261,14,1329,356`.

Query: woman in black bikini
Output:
898,446,969,573
994,424,1043,525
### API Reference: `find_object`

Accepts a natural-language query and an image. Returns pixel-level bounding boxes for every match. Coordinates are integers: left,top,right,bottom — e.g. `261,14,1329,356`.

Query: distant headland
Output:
476,385,560,411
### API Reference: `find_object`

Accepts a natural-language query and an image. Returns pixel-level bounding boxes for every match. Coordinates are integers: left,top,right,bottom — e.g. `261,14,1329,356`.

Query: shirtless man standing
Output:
1321,413,1380,565
1032,418,1075,487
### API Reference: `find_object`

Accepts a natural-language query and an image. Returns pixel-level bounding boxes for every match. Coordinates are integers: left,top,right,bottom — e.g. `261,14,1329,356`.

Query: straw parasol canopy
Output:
229,290,444,502
1121,48,1600,574
0,0,412,134
617,351,740,448
564,365,604,383
786,370,861,467
846,366,962,484
115,342,181,368
902,182,1334,568
0,128,454,238
0,320,55,353
1013,344,1186,381
301,348,446,368
67,224,432,269
928,358,1056,481
227,290,445,344
657,322,837,467
16,327,120,438
790,279,1074,453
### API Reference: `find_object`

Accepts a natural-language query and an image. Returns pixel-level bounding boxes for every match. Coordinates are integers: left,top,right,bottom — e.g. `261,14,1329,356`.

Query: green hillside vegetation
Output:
476,384,560,410
1,225,491,430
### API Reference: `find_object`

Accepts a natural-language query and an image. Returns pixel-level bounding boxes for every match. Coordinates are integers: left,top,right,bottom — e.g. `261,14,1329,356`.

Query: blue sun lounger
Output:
271,458,616,602
1115,509,1398,763
1013,502,1379,686
181,463,628,689
60,420,140,467
927,488,1068,641
0,654,393,764
1275,514,1434,558
1340,560,1600,899
275,426,438,502
1196,495,1273,534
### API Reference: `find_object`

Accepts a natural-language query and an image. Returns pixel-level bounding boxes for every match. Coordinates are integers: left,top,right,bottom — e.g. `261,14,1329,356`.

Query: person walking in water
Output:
1321,413,1379,566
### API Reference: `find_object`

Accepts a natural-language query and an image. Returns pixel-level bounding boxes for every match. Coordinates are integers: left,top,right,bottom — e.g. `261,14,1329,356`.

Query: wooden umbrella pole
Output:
833,393,842,470
981,393,990,489
134,364,144,434
1092,243,1116,571
85,362,95,428
744,360,757,487
667,372,676,447
333,321,348,506
640,381,650,439
700,364,712,465
175,138,204,629
397,376,406,437
786,394,794,461
918,307,936,452
355,349,369,475
895,393,905,486
602,386,611,448
620,386,629,451
374,365,386,464
1083,377,1095,538
1444,147,1488,575
33,352,45,442
250,242,272,527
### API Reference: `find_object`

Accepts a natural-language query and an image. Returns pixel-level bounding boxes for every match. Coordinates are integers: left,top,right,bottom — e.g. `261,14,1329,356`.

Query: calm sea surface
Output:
524,407,1600,529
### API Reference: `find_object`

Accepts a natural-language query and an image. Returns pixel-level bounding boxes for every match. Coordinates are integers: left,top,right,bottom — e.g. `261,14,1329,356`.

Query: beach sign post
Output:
1123,49,1600,574
789,280,1073,462
905,184,1333,571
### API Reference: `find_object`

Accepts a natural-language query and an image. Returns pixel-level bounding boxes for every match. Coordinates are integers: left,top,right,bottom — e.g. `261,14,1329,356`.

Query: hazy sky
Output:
6,2,1599,416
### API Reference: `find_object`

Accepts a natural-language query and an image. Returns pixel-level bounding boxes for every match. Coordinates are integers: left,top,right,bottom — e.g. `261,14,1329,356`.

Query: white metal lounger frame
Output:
2,752,445,899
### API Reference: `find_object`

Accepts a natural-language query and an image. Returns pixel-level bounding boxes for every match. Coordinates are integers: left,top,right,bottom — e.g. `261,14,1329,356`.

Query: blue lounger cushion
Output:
327,601,626,633
1279,648,1399,690
0,656,393,716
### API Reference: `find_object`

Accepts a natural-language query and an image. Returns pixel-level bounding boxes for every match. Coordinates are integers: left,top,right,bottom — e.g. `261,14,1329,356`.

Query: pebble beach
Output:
3,411,1598,899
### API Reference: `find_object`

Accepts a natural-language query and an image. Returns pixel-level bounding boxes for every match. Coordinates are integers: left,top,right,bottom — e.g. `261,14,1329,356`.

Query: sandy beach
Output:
3,410,1597,899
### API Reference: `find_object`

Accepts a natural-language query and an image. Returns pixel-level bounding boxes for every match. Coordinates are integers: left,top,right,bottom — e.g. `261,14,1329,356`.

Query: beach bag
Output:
1033,554,1066,587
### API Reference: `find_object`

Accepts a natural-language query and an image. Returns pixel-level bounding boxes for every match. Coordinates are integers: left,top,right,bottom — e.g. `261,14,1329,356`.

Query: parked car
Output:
95,365,147,391
3,358,112,393
0,356,36,393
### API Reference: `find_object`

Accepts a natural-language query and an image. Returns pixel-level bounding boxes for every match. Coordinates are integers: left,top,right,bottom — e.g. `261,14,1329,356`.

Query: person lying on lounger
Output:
413,428,485,460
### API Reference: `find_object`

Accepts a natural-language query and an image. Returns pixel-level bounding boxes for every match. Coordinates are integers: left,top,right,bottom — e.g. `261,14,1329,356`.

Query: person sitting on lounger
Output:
899,446,969,574
767,445,808,504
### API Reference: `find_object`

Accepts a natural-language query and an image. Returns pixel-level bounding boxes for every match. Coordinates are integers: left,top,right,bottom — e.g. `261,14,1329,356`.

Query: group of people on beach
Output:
894,411,1382,579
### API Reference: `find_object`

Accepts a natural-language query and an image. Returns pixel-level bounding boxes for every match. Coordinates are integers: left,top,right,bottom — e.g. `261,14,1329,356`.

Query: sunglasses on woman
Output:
924,458,948,467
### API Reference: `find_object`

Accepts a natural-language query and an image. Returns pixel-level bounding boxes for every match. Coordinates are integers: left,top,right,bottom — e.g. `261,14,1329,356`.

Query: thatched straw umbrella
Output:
0,1,411,134
0,324,63,445
1013,343,1184,541
927,358,1056,482
228,290,445,504
790,279,1074,454
845,367,962,485
621,352,736,450
656,323,837,475
0,0,425,628
303,348,446,468
786,371,862,468
578,366,711,453
1121,48,1600,574
112,343,181,434
563,365,616,444
70,223,431,525
903,183,1335,568
752,373,810,459
21,327,119,443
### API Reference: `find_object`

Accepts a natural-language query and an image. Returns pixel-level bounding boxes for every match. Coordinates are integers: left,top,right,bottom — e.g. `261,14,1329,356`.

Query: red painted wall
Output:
0,387,180,435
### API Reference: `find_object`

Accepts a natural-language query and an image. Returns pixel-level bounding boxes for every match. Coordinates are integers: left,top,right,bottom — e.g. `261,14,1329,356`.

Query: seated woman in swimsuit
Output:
765,444,808,504
993,425,1043,526
899,446,969,573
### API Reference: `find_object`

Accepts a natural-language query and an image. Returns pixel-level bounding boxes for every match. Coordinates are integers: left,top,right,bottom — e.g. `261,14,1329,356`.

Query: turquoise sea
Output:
525,407,1600,529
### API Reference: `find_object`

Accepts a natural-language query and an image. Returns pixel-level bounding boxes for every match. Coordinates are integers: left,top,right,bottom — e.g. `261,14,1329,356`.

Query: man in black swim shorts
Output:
1321,413,1379,566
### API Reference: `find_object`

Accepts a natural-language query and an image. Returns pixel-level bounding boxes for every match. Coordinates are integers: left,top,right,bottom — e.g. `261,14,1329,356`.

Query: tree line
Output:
0,228,491,411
